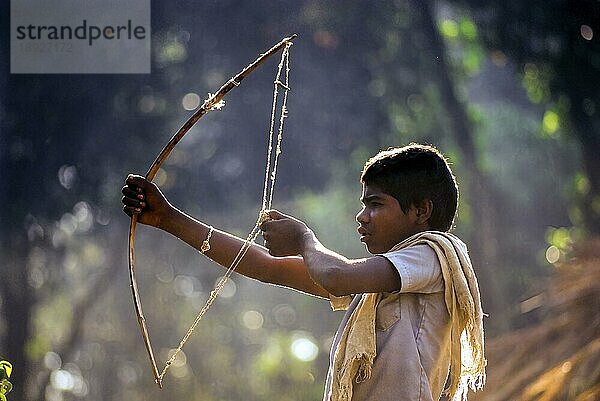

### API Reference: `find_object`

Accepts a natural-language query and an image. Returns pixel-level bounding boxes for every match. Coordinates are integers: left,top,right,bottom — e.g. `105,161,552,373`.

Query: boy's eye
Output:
360,198,384,207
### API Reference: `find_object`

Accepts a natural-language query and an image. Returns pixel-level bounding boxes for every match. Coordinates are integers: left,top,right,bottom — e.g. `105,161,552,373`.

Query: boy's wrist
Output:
300,230,318,255
156,204,180,232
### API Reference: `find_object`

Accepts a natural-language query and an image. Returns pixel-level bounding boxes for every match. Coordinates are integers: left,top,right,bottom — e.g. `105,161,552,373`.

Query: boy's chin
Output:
365,243,387,255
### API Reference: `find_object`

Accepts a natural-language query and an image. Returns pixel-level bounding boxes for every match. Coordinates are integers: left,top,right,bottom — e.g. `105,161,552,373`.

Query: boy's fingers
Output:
122,196,144,208
260,219,273,231
123,175,150,219
122,185,140,198
123,205,142,216
267,209,287,220
126,174,149,188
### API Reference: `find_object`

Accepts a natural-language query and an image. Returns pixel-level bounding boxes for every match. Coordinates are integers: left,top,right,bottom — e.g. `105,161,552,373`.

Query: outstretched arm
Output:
122,175,329,298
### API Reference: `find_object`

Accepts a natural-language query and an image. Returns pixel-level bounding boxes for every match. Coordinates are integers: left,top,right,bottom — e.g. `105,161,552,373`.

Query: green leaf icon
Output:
0,362,11,379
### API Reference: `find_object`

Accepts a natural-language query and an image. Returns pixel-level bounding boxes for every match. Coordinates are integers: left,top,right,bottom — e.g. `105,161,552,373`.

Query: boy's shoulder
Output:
382,243,443,294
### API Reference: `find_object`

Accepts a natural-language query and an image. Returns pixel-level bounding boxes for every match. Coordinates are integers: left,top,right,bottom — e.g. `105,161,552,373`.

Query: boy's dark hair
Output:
360,143,458,231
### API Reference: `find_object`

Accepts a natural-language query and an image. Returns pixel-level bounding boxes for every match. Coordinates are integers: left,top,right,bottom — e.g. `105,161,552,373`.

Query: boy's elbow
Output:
317,266,350,297
327,286,349,298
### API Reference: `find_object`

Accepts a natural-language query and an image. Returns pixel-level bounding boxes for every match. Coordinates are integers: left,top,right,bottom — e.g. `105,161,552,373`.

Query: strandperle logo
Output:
15,19,147,46
11,0,150,74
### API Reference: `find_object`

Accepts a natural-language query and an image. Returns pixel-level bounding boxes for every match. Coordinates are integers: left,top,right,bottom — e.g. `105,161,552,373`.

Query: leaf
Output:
439,19,459,39
459,17,478,40
542,110,560,136
0,380,12,396
0,362,11,379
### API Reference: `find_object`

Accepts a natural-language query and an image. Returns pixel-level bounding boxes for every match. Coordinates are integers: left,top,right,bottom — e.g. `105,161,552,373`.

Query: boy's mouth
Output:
357,227,370,241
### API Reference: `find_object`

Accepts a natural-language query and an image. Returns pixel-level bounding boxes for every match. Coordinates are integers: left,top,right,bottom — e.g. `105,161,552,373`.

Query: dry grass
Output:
472,239,600,401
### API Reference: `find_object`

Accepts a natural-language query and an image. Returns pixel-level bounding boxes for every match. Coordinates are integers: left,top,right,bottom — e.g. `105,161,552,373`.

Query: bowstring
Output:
268,46,290,208
157,42,292,385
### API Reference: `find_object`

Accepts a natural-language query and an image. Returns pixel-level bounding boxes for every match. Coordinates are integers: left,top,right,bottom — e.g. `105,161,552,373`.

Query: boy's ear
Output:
415,199,433,226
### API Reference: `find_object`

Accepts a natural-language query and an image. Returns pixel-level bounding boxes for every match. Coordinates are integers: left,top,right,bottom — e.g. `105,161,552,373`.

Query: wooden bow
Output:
128,34,297,388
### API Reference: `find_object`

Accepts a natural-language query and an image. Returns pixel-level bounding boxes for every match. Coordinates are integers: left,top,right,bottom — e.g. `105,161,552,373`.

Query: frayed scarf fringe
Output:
446,373,486,401
336,353,374,401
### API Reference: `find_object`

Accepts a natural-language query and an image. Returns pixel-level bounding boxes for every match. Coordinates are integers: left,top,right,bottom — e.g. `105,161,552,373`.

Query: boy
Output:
122,143,485,401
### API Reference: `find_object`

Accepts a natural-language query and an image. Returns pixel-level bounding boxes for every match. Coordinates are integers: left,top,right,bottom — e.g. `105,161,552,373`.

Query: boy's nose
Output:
356,208,368,224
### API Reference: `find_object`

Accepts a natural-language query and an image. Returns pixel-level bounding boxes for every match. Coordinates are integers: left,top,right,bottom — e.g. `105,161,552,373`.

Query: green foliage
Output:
439,15,484,75
440,19,459,38
522,63,553,104
0,361,13,401
542,110,560,137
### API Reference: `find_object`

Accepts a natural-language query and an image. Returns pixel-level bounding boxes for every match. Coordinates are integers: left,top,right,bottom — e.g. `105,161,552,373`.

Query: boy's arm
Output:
122,175,330,298
261,211,402,296
300,233,401,296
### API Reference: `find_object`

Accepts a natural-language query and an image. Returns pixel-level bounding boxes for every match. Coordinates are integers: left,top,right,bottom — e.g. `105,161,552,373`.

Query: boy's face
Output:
356,183,424,254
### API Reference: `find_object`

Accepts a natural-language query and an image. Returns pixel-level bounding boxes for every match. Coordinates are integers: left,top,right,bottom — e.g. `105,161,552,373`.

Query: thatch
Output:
472,239,600,401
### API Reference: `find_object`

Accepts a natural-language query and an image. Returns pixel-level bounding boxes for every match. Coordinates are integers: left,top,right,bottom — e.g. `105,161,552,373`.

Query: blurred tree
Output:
410,0,506,322
0,2,169,396
452,0,600,234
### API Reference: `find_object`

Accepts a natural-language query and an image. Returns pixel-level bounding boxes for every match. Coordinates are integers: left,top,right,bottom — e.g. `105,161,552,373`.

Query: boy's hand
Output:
260,210,313,257
122,174,173,228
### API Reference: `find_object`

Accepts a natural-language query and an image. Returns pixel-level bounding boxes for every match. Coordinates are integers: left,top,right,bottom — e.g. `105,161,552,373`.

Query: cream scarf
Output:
328,231,486,401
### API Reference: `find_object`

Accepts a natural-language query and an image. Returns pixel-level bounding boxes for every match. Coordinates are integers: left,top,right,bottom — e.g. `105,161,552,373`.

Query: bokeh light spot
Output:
242,310,264,330
166,348,187,368
58,165,77,189
51,369,74,391
291,336,319,362
173,275,196,297
545,245,560,264
44,351,62,370
73,201,93,232
542,110,560,135
439,20,459,38
459,19,477,40
580,25,593,41
575,173,590,195
182,92,200,111
138,95,156,113
216,277,237,298
154,168,168,187
59,213,77,235
273,304,297,327
156,262,175,283
313,30,339,49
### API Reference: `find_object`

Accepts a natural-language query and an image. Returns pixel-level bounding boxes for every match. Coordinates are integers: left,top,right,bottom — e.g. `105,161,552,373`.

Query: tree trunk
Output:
560,10,600,235
1,244,33,400
567,98,600,234
412,0,506,324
